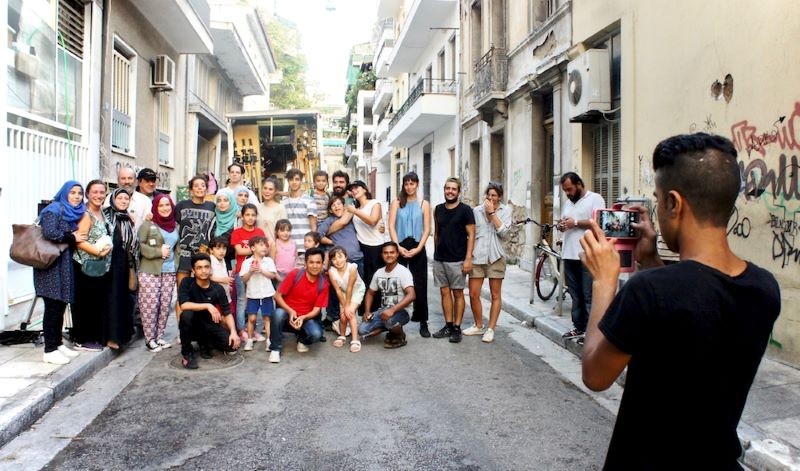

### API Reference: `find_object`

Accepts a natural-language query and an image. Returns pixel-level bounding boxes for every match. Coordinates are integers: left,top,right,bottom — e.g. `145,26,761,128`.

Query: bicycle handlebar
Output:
514,218,557,229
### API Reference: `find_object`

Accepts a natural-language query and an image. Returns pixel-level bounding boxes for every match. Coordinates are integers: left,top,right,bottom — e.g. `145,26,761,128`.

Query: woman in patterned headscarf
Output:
103,188,138,349
35,180,87,364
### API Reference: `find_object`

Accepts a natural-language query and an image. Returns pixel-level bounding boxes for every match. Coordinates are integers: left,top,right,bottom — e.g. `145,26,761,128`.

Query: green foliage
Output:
344,69,377,110
265,16,312,109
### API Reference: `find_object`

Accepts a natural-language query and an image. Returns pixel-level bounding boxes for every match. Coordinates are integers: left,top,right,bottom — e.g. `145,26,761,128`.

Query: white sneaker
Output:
462,324,486,336
243,339,254,351
296,342,309,353
268,350,281,363
156,339,172,349
58,345,80,358
265,339,271,352
482,328,495,343
43,350,70,365
146,339,163,353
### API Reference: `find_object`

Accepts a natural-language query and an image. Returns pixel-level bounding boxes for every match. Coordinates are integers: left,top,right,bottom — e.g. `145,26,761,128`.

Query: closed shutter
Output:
592,121,620,204
58,0,85,58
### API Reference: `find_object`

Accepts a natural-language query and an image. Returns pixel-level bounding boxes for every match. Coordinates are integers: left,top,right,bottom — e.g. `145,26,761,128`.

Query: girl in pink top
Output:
273,219,297,282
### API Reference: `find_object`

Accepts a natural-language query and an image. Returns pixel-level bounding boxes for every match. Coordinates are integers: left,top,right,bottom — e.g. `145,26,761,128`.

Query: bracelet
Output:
487,211,495,216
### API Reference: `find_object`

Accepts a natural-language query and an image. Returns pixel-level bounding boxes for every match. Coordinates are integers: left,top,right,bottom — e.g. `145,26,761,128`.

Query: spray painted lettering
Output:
727,207,751,239
740,153,799,202
730,103,800,157
772,231,800,268
769,213,800,236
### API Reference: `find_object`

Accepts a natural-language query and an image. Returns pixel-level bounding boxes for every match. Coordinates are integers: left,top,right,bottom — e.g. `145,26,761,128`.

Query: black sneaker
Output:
199,346,213,359
562,328,584,339
419,323,431,338
576,335,585,346
182,354,199,369
449,327,462,343
432,326,452,339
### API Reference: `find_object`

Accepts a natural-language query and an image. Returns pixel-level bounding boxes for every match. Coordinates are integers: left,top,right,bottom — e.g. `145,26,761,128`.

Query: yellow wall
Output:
572,0,800,365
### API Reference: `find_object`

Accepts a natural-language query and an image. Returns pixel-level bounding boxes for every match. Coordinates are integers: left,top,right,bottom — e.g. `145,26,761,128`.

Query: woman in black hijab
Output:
103,187,138,349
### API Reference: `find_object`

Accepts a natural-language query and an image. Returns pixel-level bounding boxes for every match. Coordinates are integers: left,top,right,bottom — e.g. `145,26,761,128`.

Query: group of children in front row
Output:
208,206,364,353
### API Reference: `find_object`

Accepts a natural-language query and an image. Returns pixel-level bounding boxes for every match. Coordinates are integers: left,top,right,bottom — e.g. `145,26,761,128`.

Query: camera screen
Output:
597,210,639,238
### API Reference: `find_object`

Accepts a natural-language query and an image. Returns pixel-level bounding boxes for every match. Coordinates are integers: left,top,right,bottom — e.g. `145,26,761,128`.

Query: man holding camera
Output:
557,172,606,343
579,133,780,468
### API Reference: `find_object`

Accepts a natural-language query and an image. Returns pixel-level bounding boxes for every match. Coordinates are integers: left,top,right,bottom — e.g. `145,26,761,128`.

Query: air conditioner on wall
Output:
150,55,175,91
567,49,611,121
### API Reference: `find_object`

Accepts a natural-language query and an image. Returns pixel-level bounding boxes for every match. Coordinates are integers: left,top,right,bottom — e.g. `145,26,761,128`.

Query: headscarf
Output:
215,189,238,236
103,187,138,257
41,180,86,229
150,194,176,232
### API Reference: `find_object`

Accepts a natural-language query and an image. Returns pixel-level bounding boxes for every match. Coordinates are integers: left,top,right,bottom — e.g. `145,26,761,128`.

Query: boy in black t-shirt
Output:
432,178,475,343
178,253,240,369
579,133,780,469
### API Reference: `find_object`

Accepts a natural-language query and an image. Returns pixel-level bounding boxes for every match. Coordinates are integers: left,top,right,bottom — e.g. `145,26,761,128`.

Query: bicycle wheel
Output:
535,253,559,301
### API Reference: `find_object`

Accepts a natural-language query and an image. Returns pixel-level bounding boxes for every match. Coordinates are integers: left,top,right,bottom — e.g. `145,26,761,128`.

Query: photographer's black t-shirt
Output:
599,260,780,470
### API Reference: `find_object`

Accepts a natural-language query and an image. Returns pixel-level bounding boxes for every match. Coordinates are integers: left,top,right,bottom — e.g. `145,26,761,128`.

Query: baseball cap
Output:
137,168,157,181
346,180,368,191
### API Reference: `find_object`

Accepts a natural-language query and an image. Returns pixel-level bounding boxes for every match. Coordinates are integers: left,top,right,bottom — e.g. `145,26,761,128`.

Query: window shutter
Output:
58,0,85,58
592,122,620,204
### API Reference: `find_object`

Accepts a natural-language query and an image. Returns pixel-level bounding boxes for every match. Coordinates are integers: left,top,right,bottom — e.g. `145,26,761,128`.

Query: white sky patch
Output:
273,0,378,106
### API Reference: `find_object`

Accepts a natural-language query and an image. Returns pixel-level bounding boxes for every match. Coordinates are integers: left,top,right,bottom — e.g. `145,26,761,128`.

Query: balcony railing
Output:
372,17,394,45
390,78,456,130
473,46,508,106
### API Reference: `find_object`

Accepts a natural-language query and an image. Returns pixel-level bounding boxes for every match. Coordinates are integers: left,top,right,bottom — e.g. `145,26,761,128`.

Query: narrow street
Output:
5,283,614,470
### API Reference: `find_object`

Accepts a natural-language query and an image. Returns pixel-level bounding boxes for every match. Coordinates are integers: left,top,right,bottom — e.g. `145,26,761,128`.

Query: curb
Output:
0,346,116,449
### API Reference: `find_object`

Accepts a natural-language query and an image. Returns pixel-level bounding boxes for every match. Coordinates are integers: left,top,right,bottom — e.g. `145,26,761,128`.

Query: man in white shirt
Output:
225,163,259,205
104,167,153,232
556,172,606,343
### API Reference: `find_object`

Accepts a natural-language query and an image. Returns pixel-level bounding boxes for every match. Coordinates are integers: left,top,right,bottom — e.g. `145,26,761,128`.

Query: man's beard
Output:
332,187,346,197
568,188,583,203
121,184,135,194
445,195,459,204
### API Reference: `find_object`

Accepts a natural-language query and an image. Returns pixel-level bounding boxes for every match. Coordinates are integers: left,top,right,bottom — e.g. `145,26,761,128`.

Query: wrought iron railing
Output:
389,78,456,130
473,46,508,106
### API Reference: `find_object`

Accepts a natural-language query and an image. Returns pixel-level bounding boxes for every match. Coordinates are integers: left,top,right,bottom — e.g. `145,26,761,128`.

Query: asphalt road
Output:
33,284,614,470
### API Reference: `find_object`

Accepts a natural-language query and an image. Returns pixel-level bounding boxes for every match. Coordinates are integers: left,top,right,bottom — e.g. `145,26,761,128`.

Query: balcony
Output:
387,78,456,147
473,46,508,124
375,114,392,140
385,0,457,75
373,19,395,78
209,2,277,95
372,78,394,116
133,0,214,54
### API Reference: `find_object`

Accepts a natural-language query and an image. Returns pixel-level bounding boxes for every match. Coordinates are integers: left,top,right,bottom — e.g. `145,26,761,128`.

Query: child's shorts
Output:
246,297,274,317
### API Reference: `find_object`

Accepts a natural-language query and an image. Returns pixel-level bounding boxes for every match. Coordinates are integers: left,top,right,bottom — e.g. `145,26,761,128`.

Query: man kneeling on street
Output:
358,241,416,348
178,253,240,369
268,247,329,363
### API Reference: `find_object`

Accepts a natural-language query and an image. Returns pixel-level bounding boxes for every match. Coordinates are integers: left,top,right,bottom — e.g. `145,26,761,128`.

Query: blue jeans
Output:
269,308,324,352
357,307,410,336
564,259,592,332
326,258,365,321
235,273,247,331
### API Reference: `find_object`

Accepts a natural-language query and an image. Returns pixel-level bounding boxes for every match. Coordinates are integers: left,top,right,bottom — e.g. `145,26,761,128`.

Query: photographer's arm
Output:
578,221,632,392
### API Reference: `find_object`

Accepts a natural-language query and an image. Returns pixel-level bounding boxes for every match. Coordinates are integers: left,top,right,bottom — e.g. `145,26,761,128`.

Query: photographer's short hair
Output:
559,172,583,187
653,133,740,227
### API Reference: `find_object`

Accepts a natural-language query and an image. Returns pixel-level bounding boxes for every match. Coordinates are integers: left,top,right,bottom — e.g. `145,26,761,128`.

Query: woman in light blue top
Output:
466,182,512,343
388,171,431,337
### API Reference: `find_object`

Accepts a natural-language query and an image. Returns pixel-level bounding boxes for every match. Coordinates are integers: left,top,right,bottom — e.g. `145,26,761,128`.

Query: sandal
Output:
349,340,361,353
333,336,346,348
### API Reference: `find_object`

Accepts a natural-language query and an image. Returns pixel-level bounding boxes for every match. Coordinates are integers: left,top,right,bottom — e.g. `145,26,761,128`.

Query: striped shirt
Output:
311,190,330,221
282,194,317,253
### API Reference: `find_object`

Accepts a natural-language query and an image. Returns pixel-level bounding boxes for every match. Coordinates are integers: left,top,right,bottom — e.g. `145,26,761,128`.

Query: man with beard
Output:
431,178,475,343
556,172,605,343
331,170,355,205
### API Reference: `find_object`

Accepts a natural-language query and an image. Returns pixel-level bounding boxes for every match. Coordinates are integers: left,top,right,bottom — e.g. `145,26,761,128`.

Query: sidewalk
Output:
486,263,800,470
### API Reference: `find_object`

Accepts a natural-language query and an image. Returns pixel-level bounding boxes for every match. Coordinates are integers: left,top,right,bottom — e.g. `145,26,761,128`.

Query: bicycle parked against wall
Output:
516,218,567,301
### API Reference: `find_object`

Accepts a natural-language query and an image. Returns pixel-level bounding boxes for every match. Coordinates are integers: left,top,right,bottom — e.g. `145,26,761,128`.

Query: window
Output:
157,92,171,165
438,49,446,81
7,0,85,132
470,1,482,73
592,121,621,205
111,38,136,153
449,35,456,80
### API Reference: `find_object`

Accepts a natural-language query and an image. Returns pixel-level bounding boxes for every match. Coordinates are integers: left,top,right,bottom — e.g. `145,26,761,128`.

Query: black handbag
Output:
10,222,67,269
80,258,110,277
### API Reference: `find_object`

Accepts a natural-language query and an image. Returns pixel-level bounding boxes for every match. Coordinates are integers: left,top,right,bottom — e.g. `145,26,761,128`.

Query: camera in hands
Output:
593,208,641,272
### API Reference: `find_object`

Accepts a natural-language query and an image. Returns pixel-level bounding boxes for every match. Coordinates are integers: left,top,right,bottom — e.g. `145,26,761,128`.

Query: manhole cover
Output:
167,351,244,371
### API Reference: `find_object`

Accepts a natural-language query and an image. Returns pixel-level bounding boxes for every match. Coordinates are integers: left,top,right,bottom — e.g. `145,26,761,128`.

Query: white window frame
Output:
111,35,137,156
157,91,173,167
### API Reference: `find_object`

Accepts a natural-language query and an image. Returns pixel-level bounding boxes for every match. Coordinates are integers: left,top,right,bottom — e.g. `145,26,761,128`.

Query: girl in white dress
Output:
328,246,365,352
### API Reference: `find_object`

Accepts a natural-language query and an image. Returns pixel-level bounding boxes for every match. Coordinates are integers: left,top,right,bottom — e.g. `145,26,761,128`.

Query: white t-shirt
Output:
352,199,385,246
369,263,414,309
239,256,278,299
211,256,231,302
561,190,606,260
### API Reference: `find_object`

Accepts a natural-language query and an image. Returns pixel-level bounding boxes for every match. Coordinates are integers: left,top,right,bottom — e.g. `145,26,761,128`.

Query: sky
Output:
271,0,379,106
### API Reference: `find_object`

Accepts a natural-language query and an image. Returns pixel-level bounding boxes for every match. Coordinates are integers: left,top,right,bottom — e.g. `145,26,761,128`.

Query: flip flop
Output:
333,336,346,348
349,340,361,353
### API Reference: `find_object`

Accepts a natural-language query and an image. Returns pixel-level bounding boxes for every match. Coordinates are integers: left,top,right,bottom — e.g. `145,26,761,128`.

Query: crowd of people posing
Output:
33,164,511,368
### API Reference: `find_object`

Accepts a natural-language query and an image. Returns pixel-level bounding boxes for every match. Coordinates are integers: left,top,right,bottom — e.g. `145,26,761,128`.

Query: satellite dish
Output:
568,69,582,106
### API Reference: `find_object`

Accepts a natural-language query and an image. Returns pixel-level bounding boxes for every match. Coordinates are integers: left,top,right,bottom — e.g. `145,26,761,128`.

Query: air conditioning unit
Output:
567,49,611,121
150,55,175,91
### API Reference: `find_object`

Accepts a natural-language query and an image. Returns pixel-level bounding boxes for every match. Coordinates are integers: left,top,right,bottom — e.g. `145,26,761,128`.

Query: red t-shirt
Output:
231,226,266,273
278,268,329,315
